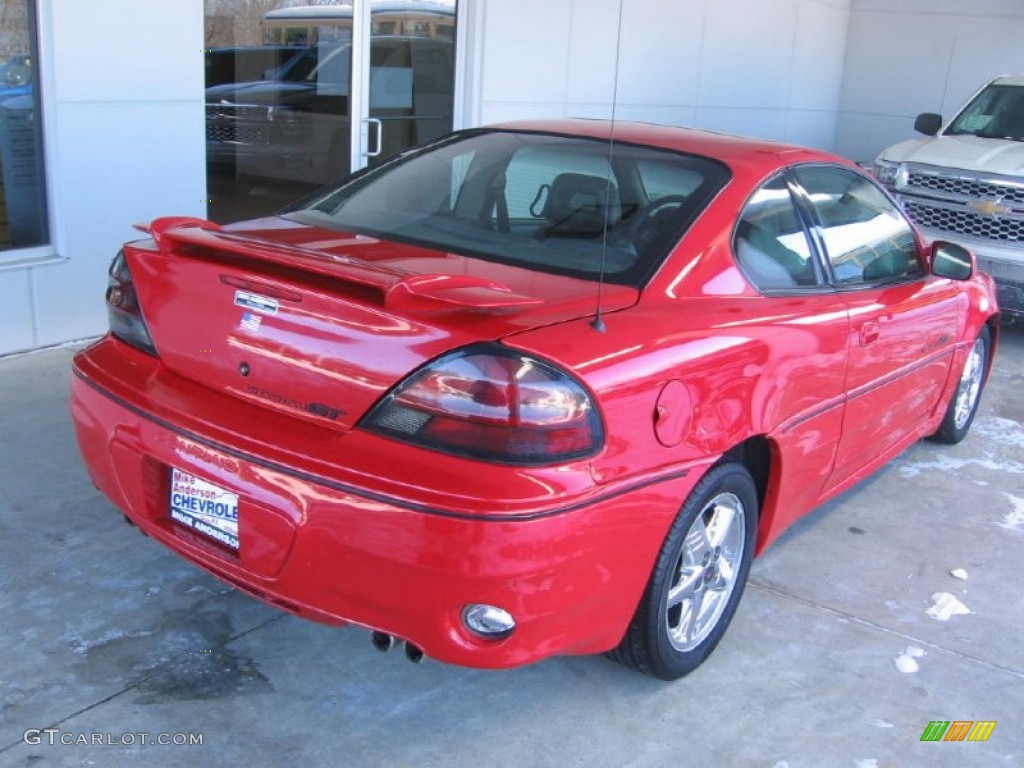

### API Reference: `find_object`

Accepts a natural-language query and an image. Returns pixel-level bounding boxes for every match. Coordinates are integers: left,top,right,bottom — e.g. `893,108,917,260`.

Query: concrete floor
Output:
1,325,1022,768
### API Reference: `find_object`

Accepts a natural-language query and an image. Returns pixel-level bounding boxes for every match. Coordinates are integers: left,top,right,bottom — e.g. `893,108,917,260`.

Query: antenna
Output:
592,0,626,333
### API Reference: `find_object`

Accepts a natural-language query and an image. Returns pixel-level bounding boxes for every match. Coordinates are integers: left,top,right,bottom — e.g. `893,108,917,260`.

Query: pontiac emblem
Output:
967,198,1011,217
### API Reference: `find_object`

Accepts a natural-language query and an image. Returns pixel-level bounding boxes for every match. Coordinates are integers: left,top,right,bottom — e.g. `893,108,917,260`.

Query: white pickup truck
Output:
873,75,1024,318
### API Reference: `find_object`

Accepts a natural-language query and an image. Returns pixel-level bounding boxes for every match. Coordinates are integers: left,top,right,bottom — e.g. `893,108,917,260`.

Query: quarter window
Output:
793,165,922,285
734,175,821,291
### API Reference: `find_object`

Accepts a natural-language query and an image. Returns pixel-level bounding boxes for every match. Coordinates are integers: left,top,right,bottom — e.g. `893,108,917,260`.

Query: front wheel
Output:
610,463,758,680
929,325,991,445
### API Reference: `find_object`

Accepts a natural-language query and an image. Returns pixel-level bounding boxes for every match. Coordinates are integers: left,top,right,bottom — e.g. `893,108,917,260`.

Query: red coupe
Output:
71,120,999,679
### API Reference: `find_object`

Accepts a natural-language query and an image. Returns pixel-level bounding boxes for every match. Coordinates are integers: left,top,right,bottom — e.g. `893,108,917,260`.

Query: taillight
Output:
361,344,603,464
106,250,158,356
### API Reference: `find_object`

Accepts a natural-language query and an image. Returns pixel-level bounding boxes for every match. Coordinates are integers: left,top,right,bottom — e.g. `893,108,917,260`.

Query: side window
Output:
734,175,821,291
793,165,923,285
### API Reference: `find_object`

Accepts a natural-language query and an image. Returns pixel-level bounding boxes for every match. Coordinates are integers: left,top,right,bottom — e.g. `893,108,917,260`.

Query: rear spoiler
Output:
136,217,543,312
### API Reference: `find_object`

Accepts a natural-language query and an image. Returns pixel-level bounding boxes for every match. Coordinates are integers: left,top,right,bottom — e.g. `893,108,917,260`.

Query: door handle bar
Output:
366,118,383,158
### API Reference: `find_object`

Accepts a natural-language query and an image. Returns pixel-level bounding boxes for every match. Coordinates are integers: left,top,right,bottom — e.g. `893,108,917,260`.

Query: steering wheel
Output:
624,194,689,248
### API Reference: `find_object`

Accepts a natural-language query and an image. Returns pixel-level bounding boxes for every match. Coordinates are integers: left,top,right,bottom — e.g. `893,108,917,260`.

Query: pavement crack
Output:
227,612,287,642
0,686,139,754
748,579,1024,680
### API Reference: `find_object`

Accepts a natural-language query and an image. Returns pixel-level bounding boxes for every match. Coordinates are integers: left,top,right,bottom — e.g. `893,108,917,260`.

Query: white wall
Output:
0,0,206,355
836,0,1024,162
473,0,852,151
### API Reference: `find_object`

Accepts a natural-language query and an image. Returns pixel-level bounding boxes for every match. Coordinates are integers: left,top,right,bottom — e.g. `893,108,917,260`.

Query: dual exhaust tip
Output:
371,630,424,663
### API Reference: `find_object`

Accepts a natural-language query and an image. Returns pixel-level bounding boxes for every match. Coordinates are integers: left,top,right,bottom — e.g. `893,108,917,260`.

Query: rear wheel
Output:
929,325,990,445
610,463,757,680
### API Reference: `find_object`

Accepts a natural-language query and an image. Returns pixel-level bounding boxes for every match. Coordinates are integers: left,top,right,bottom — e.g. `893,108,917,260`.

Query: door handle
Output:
366,118,383,158
859,321,880,346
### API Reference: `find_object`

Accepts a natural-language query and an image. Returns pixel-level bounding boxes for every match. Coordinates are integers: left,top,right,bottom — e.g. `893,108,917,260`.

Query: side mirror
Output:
930,240,974,280
914,113,943,136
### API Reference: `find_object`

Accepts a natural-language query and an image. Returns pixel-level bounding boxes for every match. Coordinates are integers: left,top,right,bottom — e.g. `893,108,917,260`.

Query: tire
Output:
609,462,758,680
929,325,990,445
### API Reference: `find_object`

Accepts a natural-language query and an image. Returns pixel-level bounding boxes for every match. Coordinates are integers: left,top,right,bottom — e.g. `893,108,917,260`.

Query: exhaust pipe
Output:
403,642,425,664
371,631,397,653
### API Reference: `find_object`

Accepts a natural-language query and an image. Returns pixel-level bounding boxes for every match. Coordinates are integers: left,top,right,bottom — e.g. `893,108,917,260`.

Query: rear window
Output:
285,129,730,287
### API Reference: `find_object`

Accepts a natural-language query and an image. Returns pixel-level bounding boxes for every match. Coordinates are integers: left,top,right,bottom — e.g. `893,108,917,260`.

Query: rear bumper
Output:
71,337,700,669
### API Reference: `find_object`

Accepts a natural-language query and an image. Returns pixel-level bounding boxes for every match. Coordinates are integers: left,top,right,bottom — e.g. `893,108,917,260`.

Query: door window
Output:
793,165,923,286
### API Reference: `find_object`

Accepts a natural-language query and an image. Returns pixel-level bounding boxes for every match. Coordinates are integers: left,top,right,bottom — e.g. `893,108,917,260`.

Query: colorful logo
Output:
920,720,996,742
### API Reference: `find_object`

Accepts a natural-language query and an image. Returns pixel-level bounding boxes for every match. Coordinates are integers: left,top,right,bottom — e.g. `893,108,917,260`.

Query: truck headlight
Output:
872,160,906,188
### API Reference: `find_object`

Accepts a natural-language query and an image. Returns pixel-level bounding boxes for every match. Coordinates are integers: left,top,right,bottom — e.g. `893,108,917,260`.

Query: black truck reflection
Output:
206,37,454,186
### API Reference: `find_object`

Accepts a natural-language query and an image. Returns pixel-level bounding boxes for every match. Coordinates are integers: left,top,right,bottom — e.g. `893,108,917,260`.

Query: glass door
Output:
350,0,456,173
205,0,457,224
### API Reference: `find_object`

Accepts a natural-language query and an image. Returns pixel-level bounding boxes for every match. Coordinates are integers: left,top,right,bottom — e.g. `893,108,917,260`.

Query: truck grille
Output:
892,164,1024,246
905,170,1024,204
205,104,272,145
903,200,1024,243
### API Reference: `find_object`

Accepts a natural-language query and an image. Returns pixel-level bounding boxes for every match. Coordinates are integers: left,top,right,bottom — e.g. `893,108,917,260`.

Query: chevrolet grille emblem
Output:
967,199,1011,217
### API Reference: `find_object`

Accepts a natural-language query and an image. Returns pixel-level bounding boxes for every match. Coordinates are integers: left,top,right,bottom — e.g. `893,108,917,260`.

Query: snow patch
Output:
927,592,971,621
896,453,1024,478
972,417,1024,448
894,645,925,673
893,655,918,674
870,719,895,729
998,494,1024,531
70,627,155,655
855,760,879,768
949,568,969,580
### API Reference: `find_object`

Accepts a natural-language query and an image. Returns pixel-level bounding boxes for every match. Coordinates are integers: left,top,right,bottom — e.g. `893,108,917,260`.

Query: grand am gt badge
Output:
244,384,346,421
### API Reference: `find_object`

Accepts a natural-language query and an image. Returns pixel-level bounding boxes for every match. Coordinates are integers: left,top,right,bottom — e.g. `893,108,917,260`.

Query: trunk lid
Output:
127,217,637,431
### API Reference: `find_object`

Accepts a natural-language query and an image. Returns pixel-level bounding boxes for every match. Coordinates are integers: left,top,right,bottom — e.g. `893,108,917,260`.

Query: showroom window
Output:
0,0,48,252
205,0,456,224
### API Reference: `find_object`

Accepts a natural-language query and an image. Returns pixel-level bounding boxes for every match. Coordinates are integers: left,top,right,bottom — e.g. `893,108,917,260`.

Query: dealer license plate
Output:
169,468,239,550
